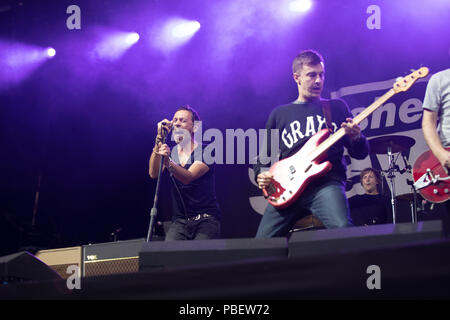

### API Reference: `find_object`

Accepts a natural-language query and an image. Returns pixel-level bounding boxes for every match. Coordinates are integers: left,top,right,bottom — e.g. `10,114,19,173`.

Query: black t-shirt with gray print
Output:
254,99,369,184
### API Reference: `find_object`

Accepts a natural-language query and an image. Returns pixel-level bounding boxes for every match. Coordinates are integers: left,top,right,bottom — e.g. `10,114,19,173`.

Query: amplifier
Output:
82,238,148,277
35,246,82,279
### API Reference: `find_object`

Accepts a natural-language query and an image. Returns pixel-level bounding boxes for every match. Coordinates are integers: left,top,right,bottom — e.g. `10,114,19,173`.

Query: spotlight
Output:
125,32,140,45
0,41,56,89
171,20,201,39
46,47,56,57
288,0,312,13
92,31,140,61
152,18,201,52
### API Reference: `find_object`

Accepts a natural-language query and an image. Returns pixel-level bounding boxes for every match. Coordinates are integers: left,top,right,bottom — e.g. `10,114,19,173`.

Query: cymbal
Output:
368,135,415,154
396,193,422,201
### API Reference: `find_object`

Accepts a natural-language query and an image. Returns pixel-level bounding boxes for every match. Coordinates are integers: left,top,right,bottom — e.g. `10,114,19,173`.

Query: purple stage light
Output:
91,31,140,61
125,32,140,45
46,47,56,57
171,20,201,39
288,0,312,13
151,18,201,53
0,41,56,90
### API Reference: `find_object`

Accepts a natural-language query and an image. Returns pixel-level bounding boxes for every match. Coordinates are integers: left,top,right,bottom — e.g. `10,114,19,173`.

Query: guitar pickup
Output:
288,165,296,181
266,184,276,195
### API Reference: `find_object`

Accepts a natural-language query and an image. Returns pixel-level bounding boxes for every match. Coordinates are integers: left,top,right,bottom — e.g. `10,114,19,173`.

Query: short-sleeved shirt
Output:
422,69,450,147
168,143,221,221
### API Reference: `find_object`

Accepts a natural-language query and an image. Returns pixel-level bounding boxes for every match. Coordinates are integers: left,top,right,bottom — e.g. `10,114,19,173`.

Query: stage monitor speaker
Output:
288,220,443,258
139,237,287,272
82,238,149,277
0,251,63,284
35,246,82,279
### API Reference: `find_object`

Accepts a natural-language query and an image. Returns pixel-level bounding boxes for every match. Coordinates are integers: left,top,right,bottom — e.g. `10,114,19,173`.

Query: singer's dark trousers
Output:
165,216,220,241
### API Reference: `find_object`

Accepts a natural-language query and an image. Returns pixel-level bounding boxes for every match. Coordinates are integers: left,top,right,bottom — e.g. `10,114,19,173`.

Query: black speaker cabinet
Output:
82,238,147,277
288,220,443,258
139,237,287,272
0,251,62,283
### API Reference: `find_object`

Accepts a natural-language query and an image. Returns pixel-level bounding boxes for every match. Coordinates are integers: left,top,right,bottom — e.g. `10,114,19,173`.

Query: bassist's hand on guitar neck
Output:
341,117,361,141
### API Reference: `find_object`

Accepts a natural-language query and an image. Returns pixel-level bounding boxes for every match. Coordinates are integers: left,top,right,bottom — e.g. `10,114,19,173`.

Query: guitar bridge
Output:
414,169,450,190
414,170,433,190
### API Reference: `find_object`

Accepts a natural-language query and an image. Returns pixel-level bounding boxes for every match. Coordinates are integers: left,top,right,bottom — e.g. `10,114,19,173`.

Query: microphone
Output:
402,154,412,171
161,121,173,130
159,121,172,136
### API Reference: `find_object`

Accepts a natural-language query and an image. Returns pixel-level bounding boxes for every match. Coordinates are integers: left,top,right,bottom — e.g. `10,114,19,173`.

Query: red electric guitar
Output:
263,67,430,209
413,148,450,203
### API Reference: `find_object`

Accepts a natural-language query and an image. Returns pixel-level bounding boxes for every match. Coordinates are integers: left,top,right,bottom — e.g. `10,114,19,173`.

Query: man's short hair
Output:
359,167,381,185
292,49,324,74
176,104,201,122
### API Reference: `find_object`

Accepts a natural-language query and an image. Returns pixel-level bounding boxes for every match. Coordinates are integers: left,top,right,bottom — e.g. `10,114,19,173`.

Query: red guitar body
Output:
413,148,450,203
264,129,332,209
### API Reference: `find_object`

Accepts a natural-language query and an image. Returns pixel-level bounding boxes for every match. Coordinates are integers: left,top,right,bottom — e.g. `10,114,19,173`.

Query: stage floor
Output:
1,224,450,301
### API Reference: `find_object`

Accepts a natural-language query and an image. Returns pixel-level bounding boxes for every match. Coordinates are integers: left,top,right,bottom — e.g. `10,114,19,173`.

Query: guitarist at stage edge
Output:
421,68,450,237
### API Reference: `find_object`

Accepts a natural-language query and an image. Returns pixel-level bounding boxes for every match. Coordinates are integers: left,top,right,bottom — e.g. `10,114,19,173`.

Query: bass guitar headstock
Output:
393,67,429,93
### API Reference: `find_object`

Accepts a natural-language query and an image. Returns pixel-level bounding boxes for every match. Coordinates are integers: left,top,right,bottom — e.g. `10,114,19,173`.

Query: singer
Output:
149,105,221,241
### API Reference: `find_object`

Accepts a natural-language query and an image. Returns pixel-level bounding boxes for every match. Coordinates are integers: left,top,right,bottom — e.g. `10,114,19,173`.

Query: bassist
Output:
253,50,369,237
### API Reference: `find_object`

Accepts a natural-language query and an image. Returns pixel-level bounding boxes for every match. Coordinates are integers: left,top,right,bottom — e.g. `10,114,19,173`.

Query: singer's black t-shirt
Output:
168,144,221,221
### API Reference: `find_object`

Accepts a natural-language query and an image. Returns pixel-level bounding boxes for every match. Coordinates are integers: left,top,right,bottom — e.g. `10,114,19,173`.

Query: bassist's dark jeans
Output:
256,179,351,238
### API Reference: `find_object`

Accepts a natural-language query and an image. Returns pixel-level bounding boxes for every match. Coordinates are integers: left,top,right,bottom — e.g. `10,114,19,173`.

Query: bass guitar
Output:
263,67,429,208
413,148,450,203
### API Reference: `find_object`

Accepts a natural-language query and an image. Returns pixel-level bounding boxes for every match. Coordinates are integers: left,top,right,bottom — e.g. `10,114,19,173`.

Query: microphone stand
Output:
146,130,168,242
387,146,397,224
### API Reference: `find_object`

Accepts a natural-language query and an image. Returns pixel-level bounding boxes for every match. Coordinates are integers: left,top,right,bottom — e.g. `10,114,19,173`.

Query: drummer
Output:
348,168,392,226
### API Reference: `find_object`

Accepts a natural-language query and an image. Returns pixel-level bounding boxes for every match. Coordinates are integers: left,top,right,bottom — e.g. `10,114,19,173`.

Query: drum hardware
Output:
368,135,416,224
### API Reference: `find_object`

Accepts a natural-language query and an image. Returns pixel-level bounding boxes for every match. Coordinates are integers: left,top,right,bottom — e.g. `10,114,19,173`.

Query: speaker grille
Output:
84,257,139,277
35,247,82,280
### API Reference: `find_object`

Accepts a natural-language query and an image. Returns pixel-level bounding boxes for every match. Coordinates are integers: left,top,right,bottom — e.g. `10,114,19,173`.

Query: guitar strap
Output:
321,99,333,133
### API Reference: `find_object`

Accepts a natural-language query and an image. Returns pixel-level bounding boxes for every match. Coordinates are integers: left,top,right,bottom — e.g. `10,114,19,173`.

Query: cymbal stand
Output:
405,173,418,224
387,146,398,224
411,186,418,223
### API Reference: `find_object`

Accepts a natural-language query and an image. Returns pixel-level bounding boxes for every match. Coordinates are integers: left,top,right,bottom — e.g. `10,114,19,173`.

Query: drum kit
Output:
365,135,419,224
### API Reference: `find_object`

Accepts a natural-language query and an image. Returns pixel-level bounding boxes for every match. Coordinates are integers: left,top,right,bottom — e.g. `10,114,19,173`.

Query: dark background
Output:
0,0,449,255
